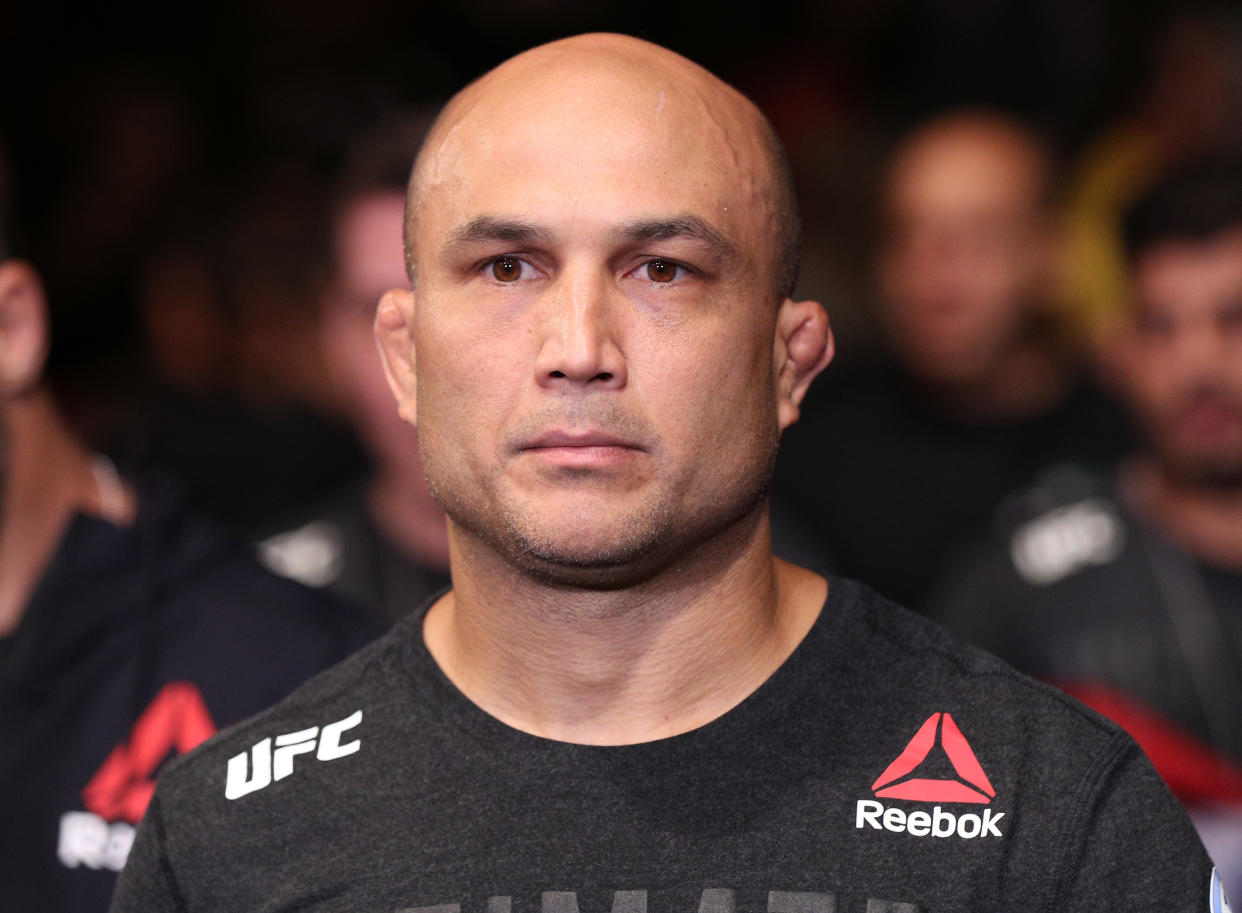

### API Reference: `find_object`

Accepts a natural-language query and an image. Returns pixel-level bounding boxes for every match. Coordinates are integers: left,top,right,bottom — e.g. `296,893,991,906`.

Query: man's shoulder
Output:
833,577,1132,759
153,619,409,804
800,577,1210,901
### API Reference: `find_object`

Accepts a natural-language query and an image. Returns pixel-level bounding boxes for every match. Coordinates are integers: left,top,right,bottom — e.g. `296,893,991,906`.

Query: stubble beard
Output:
424,426,780,591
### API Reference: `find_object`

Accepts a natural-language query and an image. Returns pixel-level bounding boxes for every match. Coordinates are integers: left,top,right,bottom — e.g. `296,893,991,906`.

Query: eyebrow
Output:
445,214,737,260
448,216,554,247
619,216,738,260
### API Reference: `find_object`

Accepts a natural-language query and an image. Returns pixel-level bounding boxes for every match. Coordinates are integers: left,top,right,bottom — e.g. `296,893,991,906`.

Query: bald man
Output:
110,37,1217,912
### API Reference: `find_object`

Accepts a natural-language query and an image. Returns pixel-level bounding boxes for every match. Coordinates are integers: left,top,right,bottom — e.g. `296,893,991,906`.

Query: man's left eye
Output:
644,259,682,283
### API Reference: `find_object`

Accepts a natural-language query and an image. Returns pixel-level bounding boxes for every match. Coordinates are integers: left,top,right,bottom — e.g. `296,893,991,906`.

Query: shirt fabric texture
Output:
110,577,1212,912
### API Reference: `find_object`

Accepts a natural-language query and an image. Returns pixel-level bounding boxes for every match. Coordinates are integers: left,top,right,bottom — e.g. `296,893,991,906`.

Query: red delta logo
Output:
856,712,1006,840
872,711,995,803
82,681,217,822
59,682,217,871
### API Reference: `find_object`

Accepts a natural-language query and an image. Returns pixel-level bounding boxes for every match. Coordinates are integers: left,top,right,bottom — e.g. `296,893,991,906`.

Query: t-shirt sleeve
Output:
109,795,184,913
1052,736,1215,911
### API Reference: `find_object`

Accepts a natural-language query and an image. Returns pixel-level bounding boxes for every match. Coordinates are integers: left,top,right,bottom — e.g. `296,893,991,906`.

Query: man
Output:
773,112,1131,608
258,120,451,622
932,159,1242,893
111,35,1219,911
0,159,376,912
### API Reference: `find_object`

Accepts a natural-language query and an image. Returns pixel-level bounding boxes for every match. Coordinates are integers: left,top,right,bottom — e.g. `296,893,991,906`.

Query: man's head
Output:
1116,160,1242,489
377,34,831,587
877,111,1057,384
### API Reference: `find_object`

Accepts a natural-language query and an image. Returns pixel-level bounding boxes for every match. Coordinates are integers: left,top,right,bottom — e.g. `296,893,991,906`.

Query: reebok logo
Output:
855,712,1006,840
855,800,1004,838
60,681,218,871
225,710,362,800
872,711,995,802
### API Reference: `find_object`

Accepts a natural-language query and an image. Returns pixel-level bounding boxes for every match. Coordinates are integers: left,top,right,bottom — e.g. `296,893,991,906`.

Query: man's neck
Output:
422,508,827,745
1124,457,1242,570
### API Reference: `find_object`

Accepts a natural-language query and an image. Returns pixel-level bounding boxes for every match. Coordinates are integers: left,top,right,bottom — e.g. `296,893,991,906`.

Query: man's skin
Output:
375,34,834,746
0,258,135,634
1117,227,1242,570
878,113,1067,420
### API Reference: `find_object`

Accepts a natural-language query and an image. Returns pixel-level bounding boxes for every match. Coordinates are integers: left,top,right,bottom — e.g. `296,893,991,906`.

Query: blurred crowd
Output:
3,0,1242,909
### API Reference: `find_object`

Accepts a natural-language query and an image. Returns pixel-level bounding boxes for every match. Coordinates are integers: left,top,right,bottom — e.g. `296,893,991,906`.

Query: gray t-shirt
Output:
109,578,1217,912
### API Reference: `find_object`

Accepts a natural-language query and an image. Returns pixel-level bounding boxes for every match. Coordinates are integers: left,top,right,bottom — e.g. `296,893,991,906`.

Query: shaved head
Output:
377,32,833,587
404,33,800,302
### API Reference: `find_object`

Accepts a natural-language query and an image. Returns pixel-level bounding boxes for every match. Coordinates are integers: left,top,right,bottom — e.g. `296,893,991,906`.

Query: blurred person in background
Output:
121,164,366,538
0,154,376,912
258,117,450,624
772,110,1131,609
1060,8,1242,345
932,159,1242,896
110,34,1217,911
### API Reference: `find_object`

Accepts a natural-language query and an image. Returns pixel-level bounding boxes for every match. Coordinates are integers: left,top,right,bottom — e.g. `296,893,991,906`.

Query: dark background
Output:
2,0,1239,528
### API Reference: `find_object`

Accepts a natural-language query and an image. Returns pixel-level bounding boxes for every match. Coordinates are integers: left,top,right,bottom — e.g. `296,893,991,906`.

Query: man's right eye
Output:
491,257,524,282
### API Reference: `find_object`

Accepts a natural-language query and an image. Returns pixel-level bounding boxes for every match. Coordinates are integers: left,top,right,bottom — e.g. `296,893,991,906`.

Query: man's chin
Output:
505,527,673,590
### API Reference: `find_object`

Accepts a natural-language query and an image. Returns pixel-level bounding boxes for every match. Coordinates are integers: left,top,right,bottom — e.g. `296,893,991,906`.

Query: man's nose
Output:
533,268,627,390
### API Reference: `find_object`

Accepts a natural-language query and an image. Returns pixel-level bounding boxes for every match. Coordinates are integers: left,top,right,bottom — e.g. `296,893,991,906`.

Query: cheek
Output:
414,317,525,444
643,324,775,446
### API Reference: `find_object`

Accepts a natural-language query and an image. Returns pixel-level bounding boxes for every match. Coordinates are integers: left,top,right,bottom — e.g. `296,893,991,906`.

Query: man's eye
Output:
491,257,524,282
645,259,680,283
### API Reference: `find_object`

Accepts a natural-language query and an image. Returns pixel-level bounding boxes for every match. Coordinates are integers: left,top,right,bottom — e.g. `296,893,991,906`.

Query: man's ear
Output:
374,288,418,425
0,260,50,399
773,297,834,430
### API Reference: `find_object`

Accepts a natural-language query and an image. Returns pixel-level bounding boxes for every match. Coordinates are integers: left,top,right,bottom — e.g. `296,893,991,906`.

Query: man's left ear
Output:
773,297,834,430
375,288,419,426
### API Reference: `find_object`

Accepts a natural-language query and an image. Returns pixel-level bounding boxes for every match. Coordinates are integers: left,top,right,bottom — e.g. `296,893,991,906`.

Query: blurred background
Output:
3,0,1239,538
5,0,1242,899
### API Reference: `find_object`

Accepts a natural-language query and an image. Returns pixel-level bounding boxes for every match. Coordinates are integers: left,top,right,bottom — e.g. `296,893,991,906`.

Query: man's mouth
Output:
518,430,646,468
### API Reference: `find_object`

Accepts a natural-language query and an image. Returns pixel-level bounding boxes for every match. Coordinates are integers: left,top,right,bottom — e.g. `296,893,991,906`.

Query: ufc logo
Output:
225,710,362,800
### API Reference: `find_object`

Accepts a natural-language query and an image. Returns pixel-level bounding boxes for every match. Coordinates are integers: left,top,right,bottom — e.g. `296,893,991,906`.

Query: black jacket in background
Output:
0,477,378,913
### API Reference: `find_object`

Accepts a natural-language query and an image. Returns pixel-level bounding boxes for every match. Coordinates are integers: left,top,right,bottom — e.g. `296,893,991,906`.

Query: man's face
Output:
878,127,1050,383
1120,228,1242,487
402,58,791,584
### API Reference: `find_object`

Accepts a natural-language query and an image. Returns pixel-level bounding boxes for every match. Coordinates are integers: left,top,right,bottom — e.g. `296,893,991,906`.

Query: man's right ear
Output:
374,288,418,425
0,261,50,398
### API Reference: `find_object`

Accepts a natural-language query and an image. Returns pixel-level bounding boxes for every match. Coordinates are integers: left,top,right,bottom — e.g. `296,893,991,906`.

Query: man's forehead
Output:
412,35,772,219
